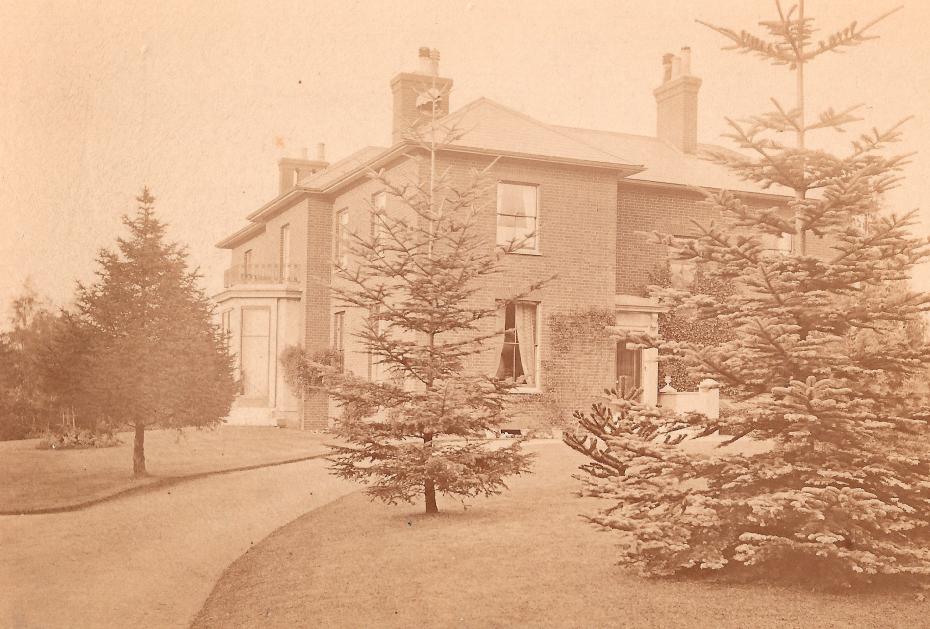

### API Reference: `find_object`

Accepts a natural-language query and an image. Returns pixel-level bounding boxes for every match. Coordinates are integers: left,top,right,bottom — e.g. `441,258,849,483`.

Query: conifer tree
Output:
567,1,930,585
76,189,237,476
307,85,541,514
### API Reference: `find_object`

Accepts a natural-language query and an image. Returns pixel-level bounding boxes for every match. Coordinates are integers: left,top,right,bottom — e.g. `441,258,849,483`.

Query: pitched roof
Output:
298,145,387,189
437,98,642,169
219,95,790,248
552,125,790,197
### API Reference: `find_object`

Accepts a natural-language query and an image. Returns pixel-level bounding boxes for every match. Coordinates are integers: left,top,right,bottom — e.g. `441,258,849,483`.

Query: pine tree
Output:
567,1,930,585
76,188,237,476
309,85,541,514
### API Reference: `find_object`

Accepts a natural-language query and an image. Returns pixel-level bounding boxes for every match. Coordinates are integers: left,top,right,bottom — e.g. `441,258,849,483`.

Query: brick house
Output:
214,47,819,430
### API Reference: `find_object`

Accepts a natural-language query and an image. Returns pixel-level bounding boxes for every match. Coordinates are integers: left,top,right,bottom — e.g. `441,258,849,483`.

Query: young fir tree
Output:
566,2,930,585
76,188,237,476
314,84,541,514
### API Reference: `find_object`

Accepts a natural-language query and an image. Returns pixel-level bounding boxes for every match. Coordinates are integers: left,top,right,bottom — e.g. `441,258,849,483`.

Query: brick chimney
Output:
278,143,328,195
653,46,702,154
390,47,453,145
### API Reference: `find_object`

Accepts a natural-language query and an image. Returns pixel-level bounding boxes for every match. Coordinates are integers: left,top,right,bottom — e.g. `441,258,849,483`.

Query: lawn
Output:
0,425,330,513
192,440,927,629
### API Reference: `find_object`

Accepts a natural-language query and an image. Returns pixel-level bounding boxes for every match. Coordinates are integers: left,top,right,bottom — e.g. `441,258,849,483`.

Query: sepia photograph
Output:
2,1,930,627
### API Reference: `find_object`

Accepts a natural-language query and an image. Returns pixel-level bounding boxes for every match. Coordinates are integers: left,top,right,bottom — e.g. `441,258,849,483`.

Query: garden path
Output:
0,457,356,629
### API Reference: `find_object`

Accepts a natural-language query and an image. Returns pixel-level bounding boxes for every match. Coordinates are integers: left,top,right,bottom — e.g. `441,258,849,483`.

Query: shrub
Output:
35,428,122,450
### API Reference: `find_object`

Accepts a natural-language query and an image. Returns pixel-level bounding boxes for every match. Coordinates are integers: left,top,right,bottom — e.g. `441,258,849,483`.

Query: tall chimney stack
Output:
389,46,453,145
277,145,329,195
653,46,702,154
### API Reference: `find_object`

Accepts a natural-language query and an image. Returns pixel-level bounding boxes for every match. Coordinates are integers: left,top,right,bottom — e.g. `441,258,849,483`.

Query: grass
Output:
192,440,927,629
0,425,330,513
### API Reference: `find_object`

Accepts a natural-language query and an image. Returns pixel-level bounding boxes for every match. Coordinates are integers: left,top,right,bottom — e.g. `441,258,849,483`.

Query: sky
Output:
1,0,928,320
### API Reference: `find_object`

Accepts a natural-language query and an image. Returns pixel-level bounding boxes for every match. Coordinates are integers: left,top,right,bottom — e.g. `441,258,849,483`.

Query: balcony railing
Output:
224,263,302,288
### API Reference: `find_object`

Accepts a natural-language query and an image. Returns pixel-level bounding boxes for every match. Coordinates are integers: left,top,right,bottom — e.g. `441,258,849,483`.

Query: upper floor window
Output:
335,209,349,268
371,192,387,241
279,224,291,280
497,182,538,253
668,236,697,289
243,249,253,279
495,301,538,388
368,305,382,382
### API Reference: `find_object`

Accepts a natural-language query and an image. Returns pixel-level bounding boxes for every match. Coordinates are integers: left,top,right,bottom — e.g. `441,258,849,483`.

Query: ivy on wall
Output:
542,306,616,424
647,262,734,393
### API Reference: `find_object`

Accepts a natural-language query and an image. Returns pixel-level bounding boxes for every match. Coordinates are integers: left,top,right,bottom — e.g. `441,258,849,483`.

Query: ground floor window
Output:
333,311,345,370
240,307,270,401
616,342,642,392
495,301,538,387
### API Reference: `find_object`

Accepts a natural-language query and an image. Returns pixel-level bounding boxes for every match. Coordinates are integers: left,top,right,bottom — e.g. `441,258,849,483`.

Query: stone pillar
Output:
698,378,720,420
642,348,659,407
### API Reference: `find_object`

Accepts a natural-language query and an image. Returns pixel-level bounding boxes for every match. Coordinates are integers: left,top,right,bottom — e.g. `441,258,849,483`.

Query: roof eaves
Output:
245,187,310,222
440,144,645,175
215,222,266,249
619,177,793,201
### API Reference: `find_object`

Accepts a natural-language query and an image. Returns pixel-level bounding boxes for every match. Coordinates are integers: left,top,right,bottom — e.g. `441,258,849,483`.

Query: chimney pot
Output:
680,46,692,76
316,142,326,161
662,53,674,82
418,46,431,74
429,48,440,76
671,55,681,79
300,146,308,159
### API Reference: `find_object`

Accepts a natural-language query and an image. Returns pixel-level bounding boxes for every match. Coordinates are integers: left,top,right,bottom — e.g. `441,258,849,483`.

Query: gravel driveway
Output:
0,458,357,628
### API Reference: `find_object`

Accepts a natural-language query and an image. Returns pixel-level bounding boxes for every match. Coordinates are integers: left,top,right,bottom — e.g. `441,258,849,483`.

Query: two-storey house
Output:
214,46,819,430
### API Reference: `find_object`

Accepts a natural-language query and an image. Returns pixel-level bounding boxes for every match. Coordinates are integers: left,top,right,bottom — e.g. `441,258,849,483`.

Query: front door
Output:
616,342,642,395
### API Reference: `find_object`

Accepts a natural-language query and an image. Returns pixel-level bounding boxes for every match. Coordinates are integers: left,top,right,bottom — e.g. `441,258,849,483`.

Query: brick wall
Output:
616,182,833,296
301,195,335,430
440,154,622,425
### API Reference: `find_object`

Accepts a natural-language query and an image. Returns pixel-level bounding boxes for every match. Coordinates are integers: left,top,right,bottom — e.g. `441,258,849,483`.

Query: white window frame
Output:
335,209,349,268
496,300,541,394
496,181,540,255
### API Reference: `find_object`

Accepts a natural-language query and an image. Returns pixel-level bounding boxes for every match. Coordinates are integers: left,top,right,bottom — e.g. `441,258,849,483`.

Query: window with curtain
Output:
496,182,538,252
335,209,349,267
495,301,538,387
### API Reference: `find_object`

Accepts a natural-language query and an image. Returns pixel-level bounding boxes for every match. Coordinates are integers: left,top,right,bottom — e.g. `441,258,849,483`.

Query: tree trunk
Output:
424,478,438,514
133,423,147,478
424,431,438,514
